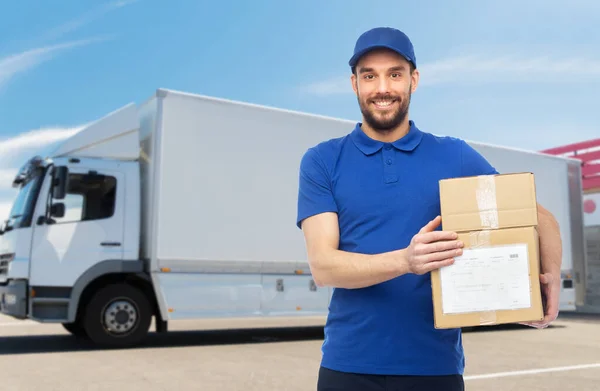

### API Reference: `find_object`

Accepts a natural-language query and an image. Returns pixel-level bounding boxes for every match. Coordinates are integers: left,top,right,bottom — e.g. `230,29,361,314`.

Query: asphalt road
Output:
1,313,599,390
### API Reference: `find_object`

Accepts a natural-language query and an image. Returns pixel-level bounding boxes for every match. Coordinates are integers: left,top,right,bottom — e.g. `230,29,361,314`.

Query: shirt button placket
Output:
383,144,398,183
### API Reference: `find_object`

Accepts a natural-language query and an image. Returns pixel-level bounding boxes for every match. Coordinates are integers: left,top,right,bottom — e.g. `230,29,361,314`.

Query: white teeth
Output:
374,100,393,107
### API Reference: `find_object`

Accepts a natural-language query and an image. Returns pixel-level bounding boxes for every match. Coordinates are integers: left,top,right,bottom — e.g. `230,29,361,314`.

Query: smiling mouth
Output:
371,99,397,110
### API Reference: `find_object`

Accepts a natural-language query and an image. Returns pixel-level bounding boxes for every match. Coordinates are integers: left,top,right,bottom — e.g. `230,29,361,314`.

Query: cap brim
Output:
348,44,412,67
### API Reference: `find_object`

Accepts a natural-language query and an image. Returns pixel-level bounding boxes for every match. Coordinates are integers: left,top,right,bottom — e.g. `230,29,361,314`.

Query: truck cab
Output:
0,103,157,347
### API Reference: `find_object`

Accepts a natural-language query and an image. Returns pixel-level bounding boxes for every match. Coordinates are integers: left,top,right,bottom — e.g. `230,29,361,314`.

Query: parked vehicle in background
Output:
542,139,600,313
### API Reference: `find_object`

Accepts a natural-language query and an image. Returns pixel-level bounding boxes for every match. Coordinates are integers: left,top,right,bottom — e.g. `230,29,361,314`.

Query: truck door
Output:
29,167,125,291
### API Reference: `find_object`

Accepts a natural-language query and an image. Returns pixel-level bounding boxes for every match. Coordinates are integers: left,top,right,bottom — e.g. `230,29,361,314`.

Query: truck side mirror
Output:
50,203,65,218
52,166,68,200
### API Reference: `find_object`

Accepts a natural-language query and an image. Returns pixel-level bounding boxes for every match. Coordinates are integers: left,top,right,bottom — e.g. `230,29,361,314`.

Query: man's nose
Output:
376,77,391,93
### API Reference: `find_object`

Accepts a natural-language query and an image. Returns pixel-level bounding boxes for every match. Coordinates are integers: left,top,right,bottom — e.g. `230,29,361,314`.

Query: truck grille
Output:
0,253,14,275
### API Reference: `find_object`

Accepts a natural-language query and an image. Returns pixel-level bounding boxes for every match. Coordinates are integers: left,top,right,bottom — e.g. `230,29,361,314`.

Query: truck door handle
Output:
101,242,121,247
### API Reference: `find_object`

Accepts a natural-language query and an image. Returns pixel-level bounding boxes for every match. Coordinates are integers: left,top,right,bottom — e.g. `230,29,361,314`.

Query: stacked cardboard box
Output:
430,172,544,328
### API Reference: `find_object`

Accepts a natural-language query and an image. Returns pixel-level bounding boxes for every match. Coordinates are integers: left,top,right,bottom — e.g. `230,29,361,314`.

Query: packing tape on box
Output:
476,175,499,229
469,230,491,248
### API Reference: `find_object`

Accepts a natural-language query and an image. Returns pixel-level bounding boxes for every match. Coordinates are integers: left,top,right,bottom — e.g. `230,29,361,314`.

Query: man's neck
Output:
360,118,411,143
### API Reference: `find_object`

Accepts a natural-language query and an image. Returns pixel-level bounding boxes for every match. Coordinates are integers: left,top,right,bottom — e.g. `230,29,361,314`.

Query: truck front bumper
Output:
0,279,27,319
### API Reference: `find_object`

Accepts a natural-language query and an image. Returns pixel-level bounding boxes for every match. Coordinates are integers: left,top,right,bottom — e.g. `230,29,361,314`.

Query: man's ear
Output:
410,68,420,93
351,73,358,95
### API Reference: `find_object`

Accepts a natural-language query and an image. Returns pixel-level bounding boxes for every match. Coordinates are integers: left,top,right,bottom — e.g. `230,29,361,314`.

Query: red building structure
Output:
541,139,600,221
541,138,600,194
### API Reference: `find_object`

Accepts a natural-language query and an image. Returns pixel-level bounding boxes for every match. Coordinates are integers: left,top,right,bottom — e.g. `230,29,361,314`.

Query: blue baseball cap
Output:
348,27,416,69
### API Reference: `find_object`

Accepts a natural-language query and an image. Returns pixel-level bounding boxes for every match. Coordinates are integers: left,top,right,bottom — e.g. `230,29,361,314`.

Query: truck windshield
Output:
4,167,46,231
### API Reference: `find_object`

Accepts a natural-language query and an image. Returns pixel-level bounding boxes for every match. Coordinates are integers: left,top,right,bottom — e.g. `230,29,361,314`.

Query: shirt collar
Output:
350,120,424,155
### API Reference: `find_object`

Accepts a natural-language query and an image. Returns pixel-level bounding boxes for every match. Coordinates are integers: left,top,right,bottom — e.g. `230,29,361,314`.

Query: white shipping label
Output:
439,243,531,314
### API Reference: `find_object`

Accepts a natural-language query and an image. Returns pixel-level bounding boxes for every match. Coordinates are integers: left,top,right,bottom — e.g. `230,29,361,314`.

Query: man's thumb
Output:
420,215,441,233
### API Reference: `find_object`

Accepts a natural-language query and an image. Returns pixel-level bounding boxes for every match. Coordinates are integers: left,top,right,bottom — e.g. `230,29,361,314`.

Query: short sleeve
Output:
296,147,338,228
460,139,499,177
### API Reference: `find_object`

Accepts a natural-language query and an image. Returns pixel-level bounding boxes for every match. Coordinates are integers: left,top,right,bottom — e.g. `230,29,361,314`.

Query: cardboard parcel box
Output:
431,173,544,329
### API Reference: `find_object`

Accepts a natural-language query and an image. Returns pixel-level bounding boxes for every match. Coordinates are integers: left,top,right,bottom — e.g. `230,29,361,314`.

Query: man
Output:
296,27,562,391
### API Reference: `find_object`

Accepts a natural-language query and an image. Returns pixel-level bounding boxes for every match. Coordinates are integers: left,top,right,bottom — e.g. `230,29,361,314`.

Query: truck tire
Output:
62,321,87,339
82,283,152,348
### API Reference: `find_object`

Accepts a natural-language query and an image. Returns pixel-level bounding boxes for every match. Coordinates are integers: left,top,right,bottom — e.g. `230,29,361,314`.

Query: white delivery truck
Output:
0,88,586,347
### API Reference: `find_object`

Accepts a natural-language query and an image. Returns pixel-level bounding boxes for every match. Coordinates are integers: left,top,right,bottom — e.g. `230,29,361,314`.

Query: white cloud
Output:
0,124,88,222
0,38,109,91
0,169,15,183
299,76,350,96
112,0,140,8
0,126,82,161
418,55,600,85
0,0,139,92
300,54,600,95
0,125,83,192
0,125,83,221
37,0,139,44
0,202,14,223
0,169,17,191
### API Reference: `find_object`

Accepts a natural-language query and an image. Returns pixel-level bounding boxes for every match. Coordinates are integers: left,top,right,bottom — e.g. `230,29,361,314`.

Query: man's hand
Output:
520,272,560,329
404,215,463,275
519,204,562,329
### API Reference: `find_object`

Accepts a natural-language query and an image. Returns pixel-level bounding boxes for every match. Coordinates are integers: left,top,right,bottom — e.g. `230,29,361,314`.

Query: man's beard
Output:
358,90,411,134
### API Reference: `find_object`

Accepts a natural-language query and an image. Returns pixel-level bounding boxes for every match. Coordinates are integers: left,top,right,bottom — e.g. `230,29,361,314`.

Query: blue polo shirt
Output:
296,121,498,376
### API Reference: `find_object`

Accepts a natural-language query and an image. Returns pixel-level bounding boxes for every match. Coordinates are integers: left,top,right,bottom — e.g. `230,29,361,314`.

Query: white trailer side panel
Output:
139,90,354,320
151,89,354,271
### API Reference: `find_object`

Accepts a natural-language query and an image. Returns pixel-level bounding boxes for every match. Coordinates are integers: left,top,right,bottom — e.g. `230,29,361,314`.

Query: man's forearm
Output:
538,205,562,277
309,248,408,289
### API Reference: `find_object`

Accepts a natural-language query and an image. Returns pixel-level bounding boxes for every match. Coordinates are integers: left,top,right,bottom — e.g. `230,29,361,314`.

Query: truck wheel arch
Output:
68,260,154,323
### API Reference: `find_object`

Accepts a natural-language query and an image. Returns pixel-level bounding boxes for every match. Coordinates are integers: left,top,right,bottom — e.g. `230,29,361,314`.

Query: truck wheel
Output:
82,283,152,348
62,321,87,339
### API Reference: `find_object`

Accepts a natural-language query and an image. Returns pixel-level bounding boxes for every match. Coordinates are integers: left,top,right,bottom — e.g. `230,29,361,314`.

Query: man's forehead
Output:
357,59,410,73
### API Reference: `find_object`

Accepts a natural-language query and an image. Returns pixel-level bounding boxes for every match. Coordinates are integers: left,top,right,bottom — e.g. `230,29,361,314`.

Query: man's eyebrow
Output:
358,65,408,73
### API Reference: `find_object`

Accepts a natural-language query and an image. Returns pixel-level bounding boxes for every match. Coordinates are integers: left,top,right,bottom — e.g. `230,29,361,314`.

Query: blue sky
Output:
0,0,599,219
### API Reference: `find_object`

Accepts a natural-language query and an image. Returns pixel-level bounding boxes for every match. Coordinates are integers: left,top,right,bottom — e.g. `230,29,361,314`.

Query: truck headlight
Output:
4,294,16,305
